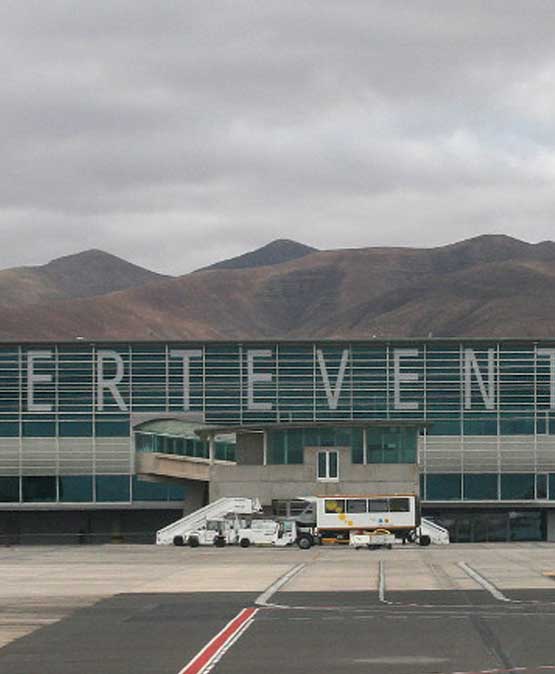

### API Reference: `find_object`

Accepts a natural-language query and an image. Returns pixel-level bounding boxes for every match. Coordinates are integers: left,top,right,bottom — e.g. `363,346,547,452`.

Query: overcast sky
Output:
2,1,555,274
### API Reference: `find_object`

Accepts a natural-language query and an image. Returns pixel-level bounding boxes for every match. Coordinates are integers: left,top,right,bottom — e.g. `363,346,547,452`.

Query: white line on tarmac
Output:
378,560,393,604
202,614,257,674
457,562,513,603
255,563,306,607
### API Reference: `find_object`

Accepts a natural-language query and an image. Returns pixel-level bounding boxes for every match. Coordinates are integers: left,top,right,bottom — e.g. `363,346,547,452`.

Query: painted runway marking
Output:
378,559,393,605
255,563,306,607
177,607,258,674
458,562,513,603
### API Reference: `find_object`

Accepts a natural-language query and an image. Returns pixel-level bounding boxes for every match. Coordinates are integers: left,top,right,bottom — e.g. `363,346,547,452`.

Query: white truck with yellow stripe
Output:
294,494,428,549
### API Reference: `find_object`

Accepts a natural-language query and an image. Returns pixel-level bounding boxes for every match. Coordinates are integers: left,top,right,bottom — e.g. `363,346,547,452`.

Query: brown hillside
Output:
1,235,555,340
0,249,168,308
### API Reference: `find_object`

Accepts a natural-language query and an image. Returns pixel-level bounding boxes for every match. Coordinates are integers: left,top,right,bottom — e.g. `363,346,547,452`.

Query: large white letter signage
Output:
247,349,273,411
27,350,53,412
464,348,496,410
97,350,128,411
393,348,419,411
170,349,202,410
317,349,349,410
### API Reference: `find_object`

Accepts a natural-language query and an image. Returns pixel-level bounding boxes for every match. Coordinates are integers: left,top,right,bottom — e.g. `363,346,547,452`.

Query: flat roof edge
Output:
195,419,431,436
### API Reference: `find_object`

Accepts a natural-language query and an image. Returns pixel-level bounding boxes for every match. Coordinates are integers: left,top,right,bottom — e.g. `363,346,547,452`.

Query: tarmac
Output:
1,543,555,674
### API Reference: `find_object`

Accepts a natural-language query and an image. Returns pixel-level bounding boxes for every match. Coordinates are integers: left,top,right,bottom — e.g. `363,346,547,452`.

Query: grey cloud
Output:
1,1,555,274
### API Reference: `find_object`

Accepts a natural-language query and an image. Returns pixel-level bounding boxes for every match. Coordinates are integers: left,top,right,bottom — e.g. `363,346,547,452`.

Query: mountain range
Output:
1,235,555,340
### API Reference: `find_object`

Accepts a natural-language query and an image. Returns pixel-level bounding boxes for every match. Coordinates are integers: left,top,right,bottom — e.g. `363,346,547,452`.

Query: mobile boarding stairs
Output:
156,497,261,545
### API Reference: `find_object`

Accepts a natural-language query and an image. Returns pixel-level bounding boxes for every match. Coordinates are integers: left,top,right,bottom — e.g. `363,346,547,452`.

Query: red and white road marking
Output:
177,607,258,674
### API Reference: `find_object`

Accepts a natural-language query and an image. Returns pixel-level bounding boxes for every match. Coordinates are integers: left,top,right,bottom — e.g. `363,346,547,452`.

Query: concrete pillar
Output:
547,510,555,542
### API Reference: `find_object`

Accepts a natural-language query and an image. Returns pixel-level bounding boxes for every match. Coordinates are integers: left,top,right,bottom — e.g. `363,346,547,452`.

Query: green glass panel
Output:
215,442,235,461
22,421,56,437
22,476,56,502
426,474,461,501
132,476,169,501
286,429,304,464
268,431,286,464
463,474,498,500
500,474,535,500
95,475,130,502
303,428,320,446
59,476,93,502
135,433,152,451
464,419,497,435
536,474,548,499
0,422,19,437
95,420,130,437
367,447,384,463
59,421,93,437
400,446,416,463
427,420,461,436
549,474,555,500
499,418,534,435
382,429,400,449
319,427,335,447
0,476,19,502
335,428,352,447
168,483,185,501
317,451,327,478
383,447,401,463
351,444,364,464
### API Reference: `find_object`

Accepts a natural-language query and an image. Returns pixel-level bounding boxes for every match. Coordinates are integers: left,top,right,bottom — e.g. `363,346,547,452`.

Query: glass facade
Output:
425,509,545,543
267,426,365,464
135,431,236,462
0,340,555,506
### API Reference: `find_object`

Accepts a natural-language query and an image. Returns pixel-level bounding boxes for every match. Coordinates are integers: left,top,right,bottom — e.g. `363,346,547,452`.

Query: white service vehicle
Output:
236,518,297,548
293,494,429,549
349,529,397,550
186,518,237,548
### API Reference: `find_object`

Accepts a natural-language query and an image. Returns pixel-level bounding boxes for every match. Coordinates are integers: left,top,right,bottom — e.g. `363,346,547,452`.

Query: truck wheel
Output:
173,535,184,547
189,537,200,548
419,534,431,547
239,538,251,548
214,536,226,548
297,534,313,550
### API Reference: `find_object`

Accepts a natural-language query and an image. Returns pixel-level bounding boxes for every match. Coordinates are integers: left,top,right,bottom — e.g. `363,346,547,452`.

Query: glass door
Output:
317,450,339,481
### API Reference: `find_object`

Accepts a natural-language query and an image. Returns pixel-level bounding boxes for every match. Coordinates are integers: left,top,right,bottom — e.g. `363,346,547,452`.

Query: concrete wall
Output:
136,452,211,481
235,433,264,465
210,446,418,505
181,481,208,514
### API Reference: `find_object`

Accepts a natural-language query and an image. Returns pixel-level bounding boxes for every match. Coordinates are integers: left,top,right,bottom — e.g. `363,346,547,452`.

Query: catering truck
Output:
292,494,428,549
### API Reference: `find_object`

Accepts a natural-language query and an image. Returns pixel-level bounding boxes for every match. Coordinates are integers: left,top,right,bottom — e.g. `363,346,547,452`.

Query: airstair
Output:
420,517,450,544
156,497,261,545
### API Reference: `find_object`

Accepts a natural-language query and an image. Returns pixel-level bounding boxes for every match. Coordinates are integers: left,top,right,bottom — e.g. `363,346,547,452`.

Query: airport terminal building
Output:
1,339,555,543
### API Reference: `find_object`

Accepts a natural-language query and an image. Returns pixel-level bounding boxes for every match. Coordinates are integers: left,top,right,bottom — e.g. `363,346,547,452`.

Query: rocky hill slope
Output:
1,235,554,340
